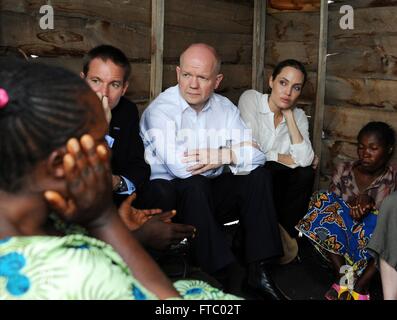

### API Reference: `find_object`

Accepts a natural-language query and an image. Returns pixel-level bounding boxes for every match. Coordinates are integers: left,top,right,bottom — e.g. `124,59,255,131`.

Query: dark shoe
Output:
247,261,289,300
169,238,190,255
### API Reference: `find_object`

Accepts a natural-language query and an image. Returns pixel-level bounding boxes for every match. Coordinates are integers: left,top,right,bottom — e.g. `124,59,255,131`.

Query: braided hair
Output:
0,59,92,192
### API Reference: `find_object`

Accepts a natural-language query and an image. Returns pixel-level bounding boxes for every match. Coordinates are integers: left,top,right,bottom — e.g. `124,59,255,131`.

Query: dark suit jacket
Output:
109,97,150,194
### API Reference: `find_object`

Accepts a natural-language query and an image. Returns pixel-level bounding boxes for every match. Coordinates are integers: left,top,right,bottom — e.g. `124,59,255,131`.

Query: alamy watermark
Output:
39,5,54,30
38,4,354,31
339,264,355,290
339,5,354,30
141,123,257,168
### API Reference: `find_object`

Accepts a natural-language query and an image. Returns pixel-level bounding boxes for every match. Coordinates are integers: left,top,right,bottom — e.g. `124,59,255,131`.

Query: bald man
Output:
140,44,287,300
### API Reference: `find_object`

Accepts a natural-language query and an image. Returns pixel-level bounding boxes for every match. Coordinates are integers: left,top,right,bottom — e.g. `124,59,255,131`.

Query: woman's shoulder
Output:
388,162,397,173
292,106,309,120
334,160,355,175
240,89,263,98
0,234,155,300
0,234,114,256
239,89,265,105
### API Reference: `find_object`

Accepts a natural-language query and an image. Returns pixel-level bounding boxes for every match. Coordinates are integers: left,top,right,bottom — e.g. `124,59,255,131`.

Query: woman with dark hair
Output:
296,121,397,300
238,59,316,263
0,59,238,300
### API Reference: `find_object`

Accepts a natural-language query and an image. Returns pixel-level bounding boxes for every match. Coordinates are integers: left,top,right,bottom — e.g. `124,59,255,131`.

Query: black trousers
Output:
113,179,176,211
263,161,315,237
171,167,283,274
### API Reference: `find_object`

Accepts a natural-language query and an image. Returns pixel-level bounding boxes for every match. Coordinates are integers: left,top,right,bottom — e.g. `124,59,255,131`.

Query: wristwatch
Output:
114,176,128,193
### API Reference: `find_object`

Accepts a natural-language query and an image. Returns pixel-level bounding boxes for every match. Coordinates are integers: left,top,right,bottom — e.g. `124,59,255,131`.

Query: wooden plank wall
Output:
2,0,396,187
266,0,397,187
0,0,254,112
324,0,397,184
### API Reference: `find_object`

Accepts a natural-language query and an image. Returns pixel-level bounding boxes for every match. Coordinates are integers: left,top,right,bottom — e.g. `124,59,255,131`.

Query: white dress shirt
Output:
238,89,314,168
140,85,266,180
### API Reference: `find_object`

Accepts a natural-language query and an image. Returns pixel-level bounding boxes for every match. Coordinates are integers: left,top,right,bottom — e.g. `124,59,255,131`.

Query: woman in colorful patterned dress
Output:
296,121,396,300
0,59,238,300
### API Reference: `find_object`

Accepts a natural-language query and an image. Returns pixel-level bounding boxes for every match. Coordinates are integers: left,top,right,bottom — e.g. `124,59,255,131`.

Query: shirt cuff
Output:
290,141,314,167
115,176,136,195
105,134,114,149
266,150,278,162
228,145,261,175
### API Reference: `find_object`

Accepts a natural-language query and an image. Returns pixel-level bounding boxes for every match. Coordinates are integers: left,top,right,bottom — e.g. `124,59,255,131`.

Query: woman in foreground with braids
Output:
0,59,238,300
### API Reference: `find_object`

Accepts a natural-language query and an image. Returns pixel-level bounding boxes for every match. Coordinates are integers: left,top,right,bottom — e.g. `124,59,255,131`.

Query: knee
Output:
294,167,315,186
149,179,176,196
249,166,273,186
148,179,176,210
180,175,210,191
175,176,213,204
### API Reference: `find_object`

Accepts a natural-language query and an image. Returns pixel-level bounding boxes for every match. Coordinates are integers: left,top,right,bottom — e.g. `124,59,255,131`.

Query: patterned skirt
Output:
295,192,378,276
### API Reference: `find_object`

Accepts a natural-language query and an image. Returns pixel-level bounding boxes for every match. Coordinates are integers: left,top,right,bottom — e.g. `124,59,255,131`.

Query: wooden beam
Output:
150,0,164,102
313,0,328,189
252,0,266,92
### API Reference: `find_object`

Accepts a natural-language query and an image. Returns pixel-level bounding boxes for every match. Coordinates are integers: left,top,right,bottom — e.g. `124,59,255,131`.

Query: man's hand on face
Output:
96,92,112,124
182,148,233,175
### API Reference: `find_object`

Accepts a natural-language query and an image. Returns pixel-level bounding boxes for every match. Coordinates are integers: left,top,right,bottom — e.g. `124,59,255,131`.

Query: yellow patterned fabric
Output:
0,235,240,300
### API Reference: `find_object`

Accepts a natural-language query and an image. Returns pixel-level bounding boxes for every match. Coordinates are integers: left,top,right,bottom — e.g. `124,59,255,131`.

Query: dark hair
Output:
269,59,307,93
83,45,131,83
358,121,395,154
0,59,92,192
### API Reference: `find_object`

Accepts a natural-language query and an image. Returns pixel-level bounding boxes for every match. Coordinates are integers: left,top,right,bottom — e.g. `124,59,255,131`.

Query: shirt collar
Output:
260,93,286,124
260,94,272,114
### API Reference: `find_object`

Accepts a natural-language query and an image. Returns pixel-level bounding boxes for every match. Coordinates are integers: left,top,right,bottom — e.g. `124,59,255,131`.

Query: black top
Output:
109,96,150,192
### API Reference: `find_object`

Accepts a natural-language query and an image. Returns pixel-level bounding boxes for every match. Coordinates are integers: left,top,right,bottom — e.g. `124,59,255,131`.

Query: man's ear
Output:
80,72,86,79
46,149,66,179
121,81,129,96
214,73,224,90
176,66,181,82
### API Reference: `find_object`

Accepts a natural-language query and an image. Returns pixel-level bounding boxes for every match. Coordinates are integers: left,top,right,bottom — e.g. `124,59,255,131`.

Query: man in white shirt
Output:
140,43,287,300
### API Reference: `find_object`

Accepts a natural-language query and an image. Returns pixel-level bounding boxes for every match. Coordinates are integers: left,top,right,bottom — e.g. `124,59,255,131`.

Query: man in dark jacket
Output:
81,45,195,251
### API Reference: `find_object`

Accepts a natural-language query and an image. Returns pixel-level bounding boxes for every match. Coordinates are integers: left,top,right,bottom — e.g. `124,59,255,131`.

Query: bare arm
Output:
282,109,304,145
45,135,180,299
279,108,314,167
277,154,297,166
89,211,180,299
